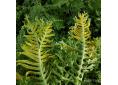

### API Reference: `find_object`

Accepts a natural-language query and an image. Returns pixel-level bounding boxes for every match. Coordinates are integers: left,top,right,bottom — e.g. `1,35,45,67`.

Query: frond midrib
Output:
37,27,50,85
75,15,86,85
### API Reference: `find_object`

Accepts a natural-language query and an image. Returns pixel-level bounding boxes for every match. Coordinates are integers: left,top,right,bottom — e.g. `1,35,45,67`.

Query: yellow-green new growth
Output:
70,12,97,85
70,12,91,41
17,17,54,85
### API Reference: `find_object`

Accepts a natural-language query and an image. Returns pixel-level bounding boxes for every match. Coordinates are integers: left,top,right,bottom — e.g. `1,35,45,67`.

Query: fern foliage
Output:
16,0,101,84
69,12,98,85
16,16,54,85
16,12,100,85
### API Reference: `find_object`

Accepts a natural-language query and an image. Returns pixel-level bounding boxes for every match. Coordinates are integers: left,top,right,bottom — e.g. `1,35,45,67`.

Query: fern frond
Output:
17,17,54,85
70,12,91,41
69,12,97,85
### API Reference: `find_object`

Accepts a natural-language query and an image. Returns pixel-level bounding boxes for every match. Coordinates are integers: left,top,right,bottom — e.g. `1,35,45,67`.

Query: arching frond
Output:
17,17,54,85
69,12,98,85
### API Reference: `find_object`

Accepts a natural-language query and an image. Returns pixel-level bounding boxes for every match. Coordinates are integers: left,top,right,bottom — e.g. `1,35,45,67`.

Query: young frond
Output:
70,12,91,41
17,17,54,85
69,12,98,85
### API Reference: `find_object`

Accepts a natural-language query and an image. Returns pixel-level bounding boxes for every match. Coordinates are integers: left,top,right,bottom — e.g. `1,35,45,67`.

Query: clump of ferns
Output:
16,12,100,85
16,16,55,85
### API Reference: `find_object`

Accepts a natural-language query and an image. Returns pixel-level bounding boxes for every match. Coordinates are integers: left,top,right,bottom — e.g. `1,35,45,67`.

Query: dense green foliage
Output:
16,0,101,85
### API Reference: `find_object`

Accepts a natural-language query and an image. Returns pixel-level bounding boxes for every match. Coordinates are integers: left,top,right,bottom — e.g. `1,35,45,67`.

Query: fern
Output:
69,12,98,85
16,16,54,85
16,12,100,85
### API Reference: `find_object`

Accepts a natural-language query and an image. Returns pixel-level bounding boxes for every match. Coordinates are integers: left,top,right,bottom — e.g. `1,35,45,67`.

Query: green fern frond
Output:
69,12,98,85
17,17,54,85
